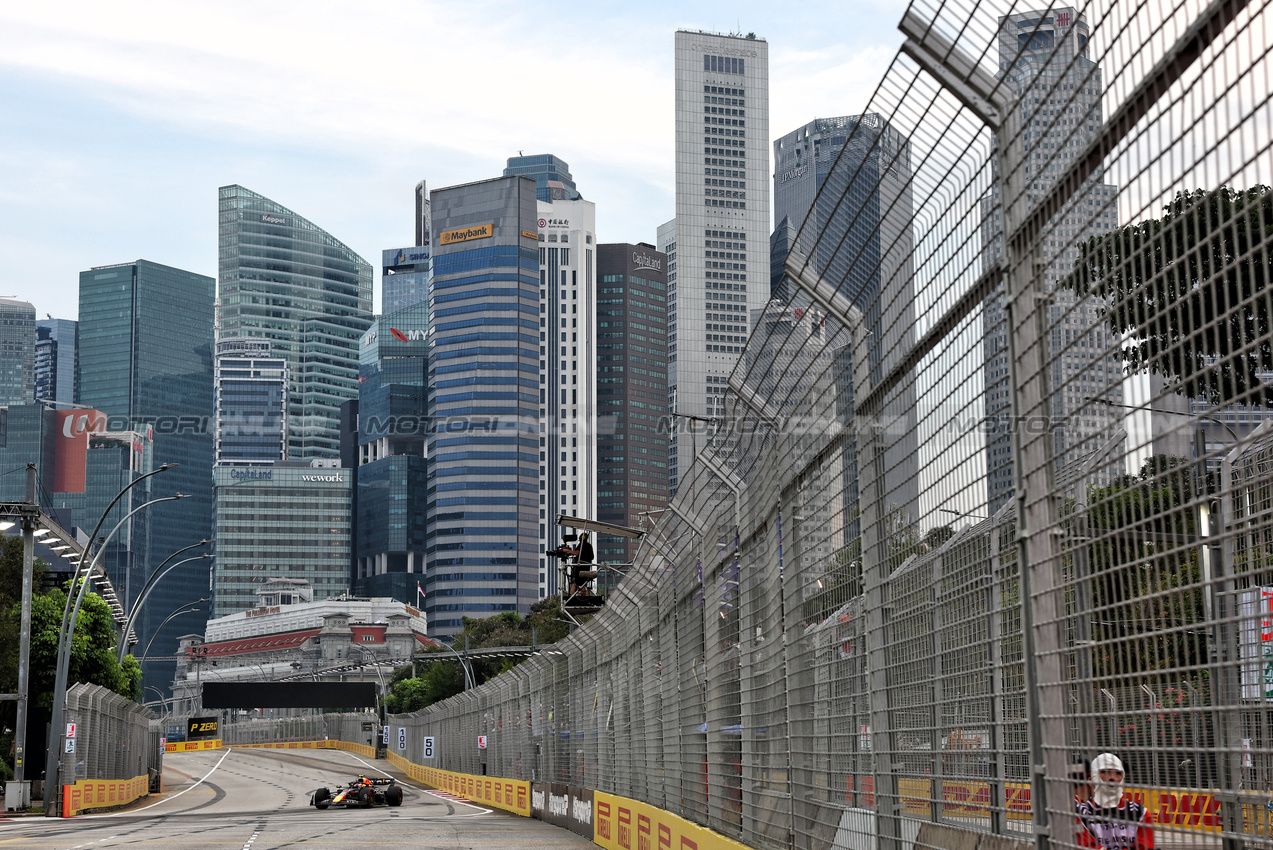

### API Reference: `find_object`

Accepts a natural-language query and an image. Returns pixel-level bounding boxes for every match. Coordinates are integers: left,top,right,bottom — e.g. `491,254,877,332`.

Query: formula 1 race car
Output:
310,775,404,809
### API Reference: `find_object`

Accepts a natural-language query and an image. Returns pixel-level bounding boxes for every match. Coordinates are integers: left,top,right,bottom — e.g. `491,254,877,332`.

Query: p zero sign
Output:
439,223,494,245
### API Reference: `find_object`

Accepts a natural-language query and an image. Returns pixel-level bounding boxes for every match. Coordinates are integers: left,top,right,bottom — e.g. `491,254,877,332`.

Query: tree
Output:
1066,186,1273,406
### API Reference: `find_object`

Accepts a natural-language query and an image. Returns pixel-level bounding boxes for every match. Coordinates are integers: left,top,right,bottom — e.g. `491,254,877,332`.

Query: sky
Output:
0,0,905,320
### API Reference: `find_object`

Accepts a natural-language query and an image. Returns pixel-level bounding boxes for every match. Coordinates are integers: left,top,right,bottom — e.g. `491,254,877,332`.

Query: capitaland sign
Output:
230,469,273,480
632,251,662,272
260,214,287,225
439,223,494,245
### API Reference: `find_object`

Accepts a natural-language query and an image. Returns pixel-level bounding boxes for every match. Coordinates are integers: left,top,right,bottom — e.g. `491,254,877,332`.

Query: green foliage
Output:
27,586,142,708
1083,456,1204,679
1066,186,1273,406
386,596,571,714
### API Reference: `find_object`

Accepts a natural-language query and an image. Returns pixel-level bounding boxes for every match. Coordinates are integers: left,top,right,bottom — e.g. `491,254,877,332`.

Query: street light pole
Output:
45,462,178,817
12,465,38,794
117,547,212,663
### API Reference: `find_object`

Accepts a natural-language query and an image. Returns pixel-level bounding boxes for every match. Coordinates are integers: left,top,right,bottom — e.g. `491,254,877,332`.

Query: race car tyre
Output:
358,787,374,808
385,785,403,807
313,788,330,809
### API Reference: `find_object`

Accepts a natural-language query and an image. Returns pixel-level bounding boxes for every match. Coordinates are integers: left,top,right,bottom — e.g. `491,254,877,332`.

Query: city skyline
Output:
1,2,904,320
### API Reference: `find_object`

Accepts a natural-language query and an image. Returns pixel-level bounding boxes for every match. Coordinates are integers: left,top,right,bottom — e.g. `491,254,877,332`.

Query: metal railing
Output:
58,684,161,787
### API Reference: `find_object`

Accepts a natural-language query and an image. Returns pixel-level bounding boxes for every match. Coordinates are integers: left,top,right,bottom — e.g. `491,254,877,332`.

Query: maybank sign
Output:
439,223,494,246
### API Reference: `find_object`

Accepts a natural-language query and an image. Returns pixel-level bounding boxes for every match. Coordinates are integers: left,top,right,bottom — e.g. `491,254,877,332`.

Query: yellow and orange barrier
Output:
62,774,150,817
164,738,223,753
385,752,531,816
593,791,754,850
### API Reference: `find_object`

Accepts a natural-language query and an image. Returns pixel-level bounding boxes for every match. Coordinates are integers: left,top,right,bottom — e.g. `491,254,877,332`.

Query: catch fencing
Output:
58,683,162,787
234,2,1273,850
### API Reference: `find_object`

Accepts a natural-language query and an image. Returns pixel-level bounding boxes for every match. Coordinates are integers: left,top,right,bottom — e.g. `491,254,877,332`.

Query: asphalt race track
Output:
0,748,593,849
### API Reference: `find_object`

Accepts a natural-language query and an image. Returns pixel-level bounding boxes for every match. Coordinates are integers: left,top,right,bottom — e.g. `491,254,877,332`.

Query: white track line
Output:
344,753,491,814
82,749,234,819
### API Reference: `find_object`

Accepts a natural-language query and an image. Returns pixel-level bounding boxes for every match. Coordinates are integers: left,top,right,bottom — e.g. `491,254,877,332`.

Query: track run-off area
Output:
0,748,593,849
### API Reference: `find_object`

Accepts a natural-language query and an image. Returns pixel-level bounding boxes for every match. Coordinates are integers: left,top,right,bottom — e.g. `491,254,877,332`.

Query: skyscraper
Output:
536,201,598,597
77,259,215,688
595,243,670,571
669,30,770,496
34,318,77,406
213,338,287,465
382,246,432,315
982,8,1121,512
354,301,429,603
504,154,581,202
0,297,35,406
217,185,374,459
426,176,541,636
773,114,919,521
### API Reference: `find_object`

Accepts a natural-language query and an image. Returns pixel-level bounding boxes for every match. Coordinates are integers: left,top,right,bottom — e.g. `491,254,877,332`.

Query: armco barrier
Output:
62,774,150,817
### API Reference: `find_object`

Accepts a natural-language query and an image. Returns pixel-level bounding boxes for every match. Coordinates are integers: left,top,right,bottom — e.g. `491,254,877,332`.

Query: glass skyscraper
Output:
77,259,215,691
382,246,432,315
426,176,541,636
218,185,374,459
503,154,581,202
34,318,77,405
355,301,428,603
0,297,35,406
214,338,287,465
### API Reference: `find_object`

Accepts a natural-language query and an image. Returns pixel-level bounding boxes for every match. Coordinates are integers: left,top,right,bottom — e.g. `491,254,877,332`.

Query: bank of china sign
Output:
440,223,494,245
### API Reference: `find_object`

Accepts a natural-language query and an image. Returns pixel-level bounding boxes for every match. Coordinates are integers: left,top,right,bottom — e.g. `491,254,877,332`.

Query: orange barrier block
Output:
62,774,150,817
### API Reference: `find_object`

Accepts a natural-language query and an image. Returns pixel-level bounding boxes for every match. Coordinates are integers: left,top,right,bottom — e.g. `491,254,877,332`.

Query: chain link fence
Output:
58,684,161,786
218,1,1273,848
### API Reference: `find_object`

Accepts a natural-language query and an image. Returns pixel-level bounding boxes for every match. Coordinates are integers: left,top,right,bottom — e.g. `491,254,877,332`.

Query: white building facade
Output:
668,30,770,496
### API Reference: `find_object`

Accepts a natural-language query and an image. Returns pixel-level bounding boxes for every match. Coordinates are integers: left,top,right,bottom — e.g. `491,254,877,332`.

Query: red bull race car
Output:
310,775,404,809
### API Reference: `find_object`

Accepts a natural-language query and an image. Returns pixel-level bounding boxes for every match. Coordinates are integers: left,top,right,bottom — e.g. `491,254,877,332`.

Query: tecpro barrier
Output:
61,774,150,818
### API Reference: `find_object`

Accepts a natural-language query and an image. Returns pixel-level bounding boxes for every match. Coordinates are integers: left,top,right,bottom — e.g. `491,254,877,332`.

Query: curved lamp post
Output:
141,599,208,662
46,464,180,814
348,645,388,723
117,545,212,664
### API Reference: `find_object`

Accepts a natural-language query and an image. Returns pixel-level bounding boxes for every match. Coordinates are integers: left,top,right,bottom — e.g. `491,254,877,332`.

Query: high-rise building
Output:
669,30,770,496
34,318,77,406
217,185,374,459
354,301,428,604
773,114,920,521
982,8,1121,512
0,297,35,406
530,182,597,599
382,246,432,315
426,176,541,636
214,338,287,465
504,154,581,202
211,460,352,617
595,243,670,572
77,259,215,689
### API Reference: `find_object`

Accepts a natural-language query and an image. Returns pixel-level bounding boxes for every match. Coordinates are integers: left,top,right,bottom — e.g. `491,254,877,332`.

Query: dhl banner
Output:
384,752,530,817
593,791,754,850
164,738,223,753
62,774,149,817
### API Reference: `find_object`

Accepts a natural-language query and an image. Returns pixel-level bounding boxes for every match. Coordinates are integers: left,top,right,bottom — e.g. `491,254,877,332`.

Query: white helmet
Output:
1090,752,1125,808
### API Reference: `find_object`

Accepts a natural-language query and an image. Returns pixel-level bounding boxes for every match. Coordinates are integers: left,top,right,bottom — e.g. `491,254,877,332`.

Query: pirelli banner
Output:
62,774,150,817
384,752,530,817
592,791,754,850
164,738,223,753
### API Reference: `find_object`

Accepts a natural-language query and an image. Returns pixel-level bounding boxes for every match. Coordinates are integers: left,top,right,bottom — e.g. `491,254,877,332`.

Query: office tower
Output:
595,243,670,572
415,180,432,248
504,154,581,202
217,185,374,460
77,259,215,688
982,8,1121,512
214,338,287,465
533,191,597,598
769,216,796,301
773,115,920,521
0,298,35,406
34,318,77,406
211,460,352,617
426,176,541,636
354,301,428,604
669,30,770,497
382,246,432,315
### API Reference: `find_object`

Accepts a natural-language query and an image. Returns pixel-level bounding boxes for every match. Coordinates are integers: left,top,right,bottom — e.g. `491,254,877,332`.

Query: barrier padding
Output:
385,751,531,816
227,739,377,758
593,791,754,850
62,774,149,817
164,738,223,753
